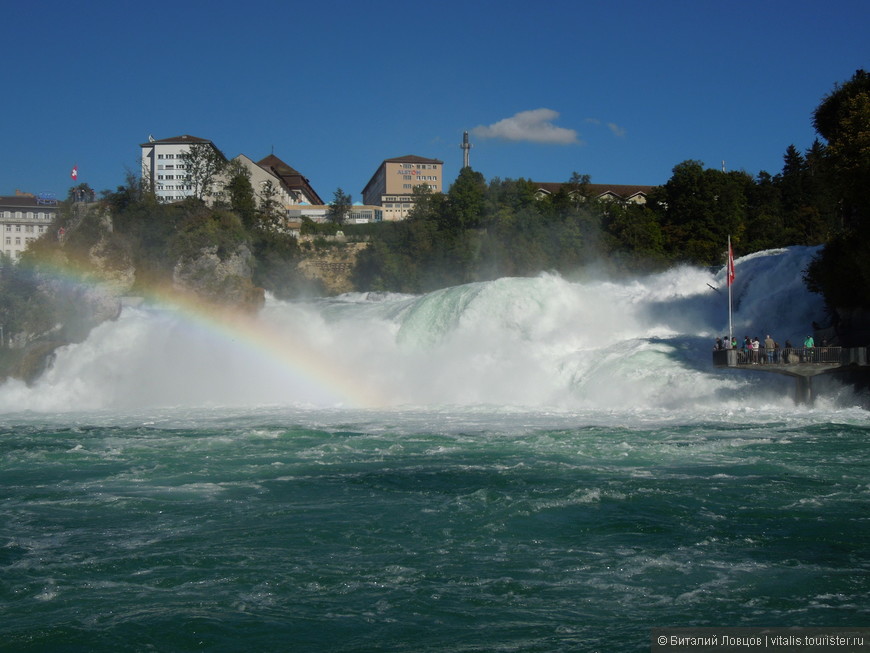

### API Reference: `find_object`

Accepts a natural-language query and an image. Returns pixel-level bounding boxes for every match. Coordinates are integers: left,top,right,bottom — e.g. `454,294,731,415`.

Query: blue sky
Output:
3,0,868,202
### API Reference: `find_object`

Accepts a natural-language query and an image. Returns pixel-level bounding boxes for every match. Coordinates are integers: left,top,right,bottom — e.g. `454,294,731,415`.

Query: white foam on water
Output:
0,246,855,415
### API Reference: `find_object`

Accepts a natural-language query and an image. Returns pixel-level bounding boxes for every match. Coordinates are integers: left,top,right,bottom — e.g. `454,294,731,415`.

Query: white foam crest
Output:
0,246,847,414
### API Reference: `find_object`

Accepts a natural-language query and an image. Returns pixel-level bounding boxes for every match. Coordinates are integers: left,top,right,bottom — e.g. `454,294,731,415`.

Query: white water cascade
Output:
0,246,841,413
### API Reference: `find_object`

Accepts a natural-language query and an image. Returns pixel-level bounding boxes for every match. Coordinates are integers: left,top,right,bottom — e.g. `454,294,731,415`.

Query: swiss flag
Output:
727,242,735,286
71,165,78,181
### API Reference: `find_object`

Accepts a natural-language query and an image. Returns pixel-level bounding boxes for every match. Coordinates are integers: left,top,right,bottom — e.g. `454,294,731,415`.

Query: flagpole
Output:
727,235,733,343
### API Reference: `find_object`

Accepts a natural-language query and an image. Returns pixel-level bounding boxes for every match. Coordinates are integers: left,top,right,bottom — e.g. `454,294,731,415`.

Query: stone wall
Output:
296,241,367,295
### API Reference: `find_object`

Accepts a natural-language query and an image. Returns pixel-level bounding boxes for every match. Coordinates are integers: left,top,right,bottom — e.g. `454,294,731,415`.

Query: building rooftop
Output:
0,194,60,208
256,154,324,205
139,134,214,147
383,155,444,165
534,182,655,199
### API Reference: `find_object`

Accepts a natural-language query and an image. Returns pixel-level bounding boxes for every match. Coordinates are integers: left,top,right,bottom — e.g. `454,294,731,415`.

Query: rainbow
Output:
17,254,387,409
155,289,388,409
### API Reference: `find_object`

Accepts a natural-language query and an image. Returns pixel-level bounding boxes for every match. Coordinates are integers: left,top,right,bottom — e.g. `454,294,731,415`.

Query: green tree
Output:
805,70,870,309
566,171,591,208
652,160,751,264
223,160,257,229
327,188,352,225
180,142,227,201
445,167,486,232
812,69,870,229
406,184,446,222
258,180,283,230
602,202,665,263
774,143,837,244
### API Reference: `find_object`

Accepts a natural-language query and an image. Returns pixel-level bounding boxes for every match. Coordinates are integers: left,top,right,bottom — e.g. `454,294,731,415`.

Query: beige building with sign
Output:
361,155,444,221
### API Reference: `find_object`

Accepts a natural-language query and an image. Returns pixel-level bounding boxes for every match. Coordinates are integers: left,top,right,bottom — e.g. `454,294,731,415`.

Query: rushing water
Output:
1,247,868,652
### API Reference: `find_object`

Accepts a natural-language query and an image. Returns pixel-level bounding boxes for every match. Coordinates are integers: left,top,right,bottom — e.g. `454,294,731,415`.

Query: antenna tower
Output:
460,131,472,169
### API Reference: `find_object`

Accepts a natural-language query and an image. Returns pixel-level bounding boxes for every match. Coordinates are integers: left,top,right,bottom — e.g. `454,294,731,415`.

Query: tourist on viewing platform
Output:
751,337,760,364
802,334,815,362
764,335,775,363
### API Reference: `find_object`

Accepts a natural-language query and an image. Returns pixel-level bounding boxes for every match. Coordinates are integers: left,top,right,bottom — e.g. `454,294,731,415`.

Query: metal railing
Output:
713,346,870,368
735,346,842,365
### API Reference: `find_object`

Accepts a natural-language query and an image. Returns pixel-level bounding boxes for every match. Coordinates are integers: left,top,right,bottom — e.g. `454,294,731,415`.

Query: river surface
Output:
2,247,868,651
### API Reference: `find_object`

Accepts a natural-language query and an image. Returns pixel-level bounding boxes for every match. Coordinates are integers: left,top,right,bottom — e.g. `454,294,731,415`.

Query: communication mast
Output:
460,131,472,169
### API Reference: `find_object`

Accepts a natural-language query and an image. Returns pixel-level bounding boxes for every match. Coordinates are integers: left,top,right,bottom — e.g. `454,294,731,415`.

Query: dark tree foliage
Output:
250,228,315,299
327,188,352,225
650,161,755,265
224,161,258,229
804,70,870,309
445,167,487,231
354,170,678,292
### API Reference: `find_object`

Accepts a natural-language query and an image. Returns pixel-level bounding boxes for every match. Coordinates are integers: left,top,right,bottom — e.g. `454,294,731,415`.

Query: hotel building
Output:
361,155,444,221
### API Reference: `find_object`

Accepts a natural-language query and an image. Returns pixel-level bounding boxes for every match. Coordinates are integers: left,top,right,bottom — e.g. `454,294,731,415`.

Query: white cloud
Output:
472,108,580,145
586,117,627,138
607,122,627,138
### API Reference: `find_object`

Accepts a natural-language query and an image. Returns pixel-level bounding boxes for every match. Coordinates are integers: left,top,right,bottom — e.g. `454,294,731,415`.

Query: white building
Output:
0,192,59,261
140,134,226,203
229,154,324,210
286,203,383,224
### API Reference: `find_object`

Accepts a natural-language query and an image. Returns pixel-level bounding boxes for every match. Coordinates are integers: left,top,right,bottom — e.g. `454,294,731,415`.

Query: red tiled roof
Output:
256,154,323,205
257,154,301,178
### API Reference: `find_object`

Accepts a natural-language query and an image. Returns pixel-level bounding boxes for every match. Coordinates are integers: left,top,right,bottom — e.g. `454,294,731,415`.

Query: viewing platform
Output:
712,347,870,404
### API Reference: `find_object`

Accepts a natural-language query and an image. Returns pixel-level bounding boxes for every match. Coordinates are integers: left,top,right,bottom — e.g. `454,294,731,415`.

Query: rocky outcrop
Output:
172,244,265,311
296,240,367,295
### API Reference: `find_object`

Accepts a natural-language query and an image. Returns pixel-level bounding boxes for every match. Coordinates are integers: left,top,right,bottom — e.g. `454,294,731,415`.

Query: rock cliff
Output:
295,240,367,295
172,244,264,311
